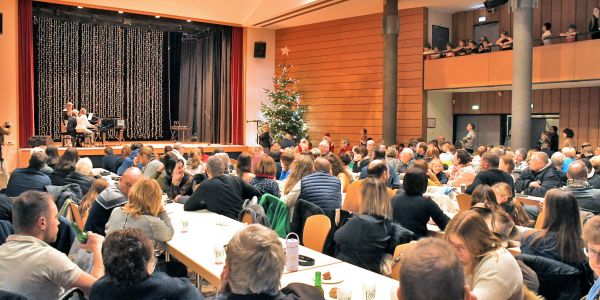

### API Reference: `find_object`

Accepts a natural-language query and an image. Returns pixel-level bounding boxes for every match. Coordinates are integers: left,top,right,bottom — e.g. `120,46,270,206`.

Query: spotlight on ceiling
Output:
118,11,124,14
186,19,192,23
483,0,508,12
155,15,161,19
77,6,83,9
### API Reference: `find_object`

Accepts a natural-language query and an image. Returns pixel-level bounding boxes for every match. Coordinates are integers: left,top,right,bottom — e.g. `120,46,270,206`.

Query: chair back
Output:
302,215,331,253
518,254,583,300
391,243,414,281
514,197,545,229
456,193,472,211
69,202,84,228
241,211,253,224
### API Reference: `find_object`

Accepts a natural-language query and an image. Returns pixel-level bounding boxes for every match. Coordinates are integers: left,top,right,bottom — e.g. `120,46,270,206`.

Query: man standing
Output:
84,167,143,235
462,123,477,154
258,122,273,155
466,152,514,194
0,121,12,163
515,152,561,197
549,126,559,152
0,191,104,299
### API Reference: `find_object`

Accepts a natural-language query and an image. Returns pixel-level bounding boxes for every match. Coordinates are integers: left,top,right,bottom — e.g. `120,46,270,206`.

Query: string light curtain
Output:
34,16,165,140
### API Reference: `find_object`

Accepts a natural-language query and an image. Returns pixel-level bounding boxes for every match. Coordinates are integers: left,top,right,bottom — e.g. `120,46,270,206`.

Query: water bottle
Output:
285,232,299,272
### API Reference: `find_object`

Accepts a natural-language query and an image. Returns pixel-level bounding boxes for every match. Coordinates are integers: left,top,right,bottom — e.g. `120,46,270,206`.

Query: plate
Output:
311,271,344,284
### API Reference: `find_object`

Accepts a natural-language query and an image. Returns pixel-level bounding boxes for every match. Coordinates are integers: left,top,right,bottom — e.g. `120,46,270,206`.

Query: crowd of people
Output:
425,7,600,61
3,122,600,299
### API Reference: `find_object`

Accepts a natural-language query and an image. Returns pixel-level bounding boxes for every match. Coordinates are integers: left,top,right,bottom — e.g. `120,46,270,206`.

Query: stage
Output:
16,141,252,169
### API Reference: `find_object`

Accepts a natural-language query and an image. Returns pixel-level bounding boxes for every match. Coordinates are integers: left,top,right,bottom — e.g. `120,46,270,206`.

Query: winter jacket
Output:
259,194,290,238
5,168,51,197
299,171,342,212
563,181,600,215
64,171,94,196
515,164,562,197
289,199,325,243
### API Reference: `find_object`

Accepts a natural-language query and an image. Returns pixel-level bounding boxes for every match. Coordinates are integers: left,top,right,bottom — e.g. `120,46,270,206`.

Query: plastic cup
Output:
362,281,376,300
214,244,226,264
180,217,189,233
338,284,353,300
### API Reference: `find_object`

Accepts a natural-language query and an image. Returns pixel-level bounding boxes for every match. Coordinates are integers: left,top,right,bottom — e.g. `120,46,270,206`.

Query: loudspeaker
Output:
28,135,52,147
254,41,266,58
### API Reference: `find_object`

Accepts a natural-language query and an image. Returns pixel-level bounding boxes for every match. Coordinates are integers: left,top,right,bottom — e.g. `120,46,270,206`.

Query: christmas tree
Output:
261,59,309,143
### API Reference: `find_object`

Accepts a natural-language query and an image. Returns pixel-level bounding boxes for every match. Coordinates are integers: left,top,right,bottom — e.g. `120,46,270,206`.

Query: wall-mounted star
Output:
280,46,290,56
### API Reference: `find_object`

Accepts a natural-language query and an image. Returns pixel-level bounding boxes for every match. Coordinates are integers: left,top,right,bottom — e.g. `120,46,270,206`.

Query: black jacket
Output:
515,165,562,197
5,168,51,197
90,271,204,300
466,169,514,195
563,181,600,215
334,214,413,273
391,191,449,239
50,167,74,186
101,154,119,173
588,174,600,189
218,283,325,300
0,194,13,222
289,199,325,244
64,171,94,196
183,175,262,220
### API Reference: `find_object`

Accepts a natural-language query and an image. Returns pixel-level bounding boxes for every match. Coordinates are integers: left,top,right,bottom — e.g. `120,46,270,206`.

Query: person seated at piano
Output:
453,40,468,56
61,102,73,131
75,108,96,146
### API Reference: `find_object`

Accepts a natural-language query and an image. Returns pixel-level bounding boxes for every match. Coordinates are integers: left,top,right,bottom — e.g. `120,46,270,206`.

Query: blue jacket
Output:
5,168,51,197
117,149,141,175
358,160,401,189
299,171,342,211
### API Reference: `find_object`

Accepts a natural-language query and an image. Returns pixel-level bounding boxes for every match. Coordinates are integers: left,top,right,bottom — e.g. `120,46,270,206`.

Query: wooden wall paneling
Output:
576,1,589,41
533,90,543,114
589,87,600,146
559,89,571,132
542,89,552,112
551,0,562,34
561,0,576,33
499,4,511,34
502,91,511,113
456,12,466,45
541,0,553,26
452,13,460,45
551,89,561,112
533,4,542,40
579,88,590,143
480,91,489,114
465,10,475,40
568,88,580,145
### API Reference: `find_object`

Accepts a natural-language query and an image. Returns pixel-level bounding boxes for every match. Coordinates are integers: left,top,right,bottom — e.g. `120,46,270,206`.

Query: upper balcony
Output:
424,38,600,91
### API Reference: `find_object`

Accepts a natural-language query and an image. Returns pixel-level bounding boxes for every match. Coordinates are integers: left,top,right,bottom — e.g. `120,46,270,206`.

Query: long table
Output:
164,204,399,300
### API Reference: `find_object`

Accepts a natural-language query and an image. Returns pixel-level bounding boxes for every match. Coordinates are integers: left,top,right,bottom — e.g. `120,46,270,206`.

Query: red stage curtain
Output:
230,27,244,145
18,0,35,147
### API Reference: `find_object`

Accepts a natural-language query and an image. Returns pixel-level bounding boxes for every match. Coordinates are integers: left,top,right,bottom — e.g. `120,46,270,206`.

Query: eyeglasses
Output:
585,247,600,259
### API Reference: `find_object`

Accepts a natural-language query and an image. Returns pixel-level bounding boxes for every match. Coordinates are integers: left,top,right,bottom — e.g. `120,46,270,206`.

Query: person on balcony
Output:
560,24,578,43
495,31,513,50
541,22,553,45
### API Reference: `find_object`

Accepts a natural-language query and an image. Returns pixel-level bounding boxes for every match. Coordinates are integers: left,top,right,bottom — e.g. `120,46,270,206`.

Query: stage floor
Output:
16,141,252,169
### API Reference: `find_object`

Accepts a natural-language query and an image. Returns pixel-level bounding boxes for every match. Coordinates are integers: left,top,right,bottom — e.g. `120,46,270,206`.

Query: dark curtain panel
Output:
18,0,35,146
230,27,244,145
178,29,232,144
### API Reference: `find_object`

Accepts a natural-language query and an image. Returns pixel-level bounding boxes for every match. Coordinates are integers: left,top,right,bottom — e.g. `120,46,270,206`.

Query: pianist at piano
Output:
75,108,96,145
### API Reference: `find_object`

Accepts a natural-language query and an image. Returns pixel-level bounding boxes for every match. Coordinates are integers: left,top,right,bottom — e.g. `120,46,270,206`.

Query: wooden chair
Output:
240,211,253,225
456,193,472,211
534,209,546,230
302,215,331,253
68,202,84,228
391,243,415,281
514,197,543,210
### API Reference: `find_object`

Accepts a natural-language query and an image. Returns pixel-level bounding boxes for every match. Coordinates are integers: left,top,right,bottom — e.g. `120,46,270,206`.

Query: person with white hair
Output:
217,225,323,299
562,147,577,172
215,152,232,174
318,140,331,157
551,151,567,185
65,157,96,195
397,148,415,173
172,142,187,162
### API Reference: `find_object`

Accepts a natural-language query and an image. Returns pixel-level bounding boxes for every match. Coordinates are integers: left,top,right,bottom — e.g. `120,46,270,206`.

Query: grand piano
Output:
92,117,125,145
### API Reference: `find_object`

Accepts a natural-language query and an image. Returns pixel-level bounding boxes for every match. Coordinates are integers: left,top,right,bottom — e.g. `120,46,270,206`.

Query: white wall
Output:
426,91,453,142
244,28,275,146
427,9,453,47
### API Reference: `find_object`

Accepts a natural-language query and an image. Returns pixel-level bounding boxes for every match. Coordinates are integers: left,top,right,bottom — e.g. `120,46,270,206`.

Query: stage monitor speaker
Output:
28,135,53,147
254,41,266,58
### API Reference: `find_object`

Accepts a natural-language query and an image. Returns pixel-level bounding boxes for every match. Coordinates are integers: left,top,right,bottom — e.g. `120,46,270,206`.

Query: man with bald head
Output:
84,167,144,235
342,159,395,213
298,158,342,212
564,160,600,214
515,151,562,197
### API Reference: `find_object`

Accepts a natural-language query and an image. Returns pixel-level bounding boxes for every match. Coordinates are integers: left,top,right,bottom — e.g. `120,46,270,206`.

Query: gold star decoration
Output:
280,46,290,56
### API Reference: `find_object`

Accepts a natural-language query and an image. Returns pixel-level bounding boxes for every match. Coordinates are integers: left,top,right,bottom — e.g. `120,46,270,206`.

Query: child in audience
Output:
560,24,578,43
454,40,468,56
443,43,455,58
495,31,513,50
542,22,553,45
465,40,478,54
423,43,435,59
477,37,492,53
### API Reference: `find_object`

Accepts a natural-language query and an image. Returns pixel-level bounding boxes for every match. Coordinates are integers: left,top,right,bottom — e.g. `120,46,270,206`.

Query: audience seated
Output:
184,156,205,176
50,147,79,186
64,157,95,196
470,145,486,172
398,238,477,300
562,147,577,172
496,31,513,50
84,167,143,235
429,158,448,184
172,142,188,162
117,143,142,176
250,156,280,197
236,152,254,183
385,147,402,175
465,152,514,194
492,182,533,227
298,158,342,212
582,158,600,189
279,132,296,150
359,149,400,189
335,171,412,273
45,145,59,170
0,191,104,298
79,178,109,225
515,152,561,197
397,148,415,174
278,152,294,181
90,229,203,300
513,148,529,174
413,142,427,160
114,145,131,172
5,151,51,197
28,149,53,177
281,155,314,215
583,216,600,300
342,160,396,214
551,152,568,185
318,140,332,158
217,224,323,299
100,147,118,173
392,168,449,239
499,154,516,180
447,149,476,186
338,138,351,155
325,154,353,193
137,146,163,179
560,24,578,43
183,157,262,220
521,189,585,266
563,160,600,214
445,210,524,300
350,145,370,173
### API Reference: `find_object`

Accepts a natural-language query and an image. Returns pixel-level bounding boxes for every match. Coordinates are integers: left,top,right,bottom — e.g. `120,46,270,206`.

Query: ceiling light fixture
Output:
77,6,83,9
472,105,480,110
118,10,124,14
155,15,161,19
186,19,192,22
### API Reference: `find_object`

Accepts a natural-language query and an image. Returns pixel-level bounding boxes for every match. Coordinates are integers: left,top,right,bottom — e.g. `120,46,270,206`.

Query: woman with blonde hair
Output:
445,210,523,300
335,160,412,273
105,178,174,253
137,145,163,179
492,182,533,227
281,155,314,211
79,178,109,225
